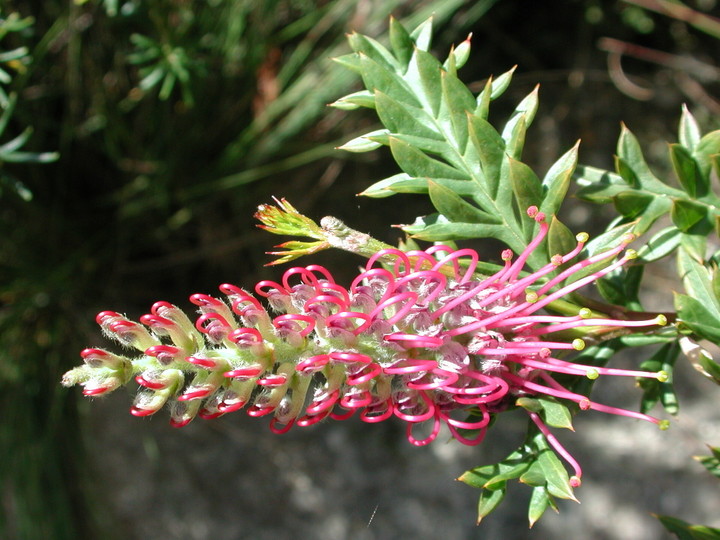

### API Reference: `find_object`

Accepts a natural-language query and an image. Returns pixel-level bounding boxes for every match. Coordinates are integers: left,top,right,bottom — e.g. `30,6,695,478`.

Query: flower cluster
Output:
63,208,668,485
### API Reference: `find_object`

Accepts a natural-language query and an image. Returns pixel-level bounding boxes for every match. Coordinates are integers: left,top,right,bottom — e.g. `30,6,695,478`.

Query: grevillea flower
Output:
63,207,668,486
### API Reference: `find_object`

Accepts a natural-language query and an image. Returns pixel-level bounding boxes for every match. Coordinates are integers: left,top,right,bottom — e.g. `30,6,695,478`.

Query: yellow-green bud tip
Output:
572,338,586,351
586,368,599,380
625,248,638,260
655,314,667,326
622,233,636,244
658,419,670,431
525,291,539,303
656,370,668,382
579,308,592,319
576,232,589,243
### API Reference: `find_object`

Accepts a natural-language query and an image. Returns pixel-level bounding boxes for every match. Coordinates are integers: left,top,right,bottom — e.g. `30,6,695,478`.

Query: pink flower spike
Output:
82,384,111,396
325,311,372,334
247,403,277,417
394,391,435,423
304,294,347,314
254,279,288,298
445,423,487,446
383,358,438,375
145,344,182,365
369,290,418,325
305,390,339,415
339,389,373,409
305,264,337,284
406,368,460,390
296,411,331,427
217,400,247,413
296,354,330,374
329,351,373,365
273,313,316,337
223,365,264,379
384,333,444,349
431,248,479,283
406,414,441,446
504,208,549,282
367,248,412,277
178,387,213,401
269,417,295,434
360,399,394,423
281,266,322,291
257,373,288,387
130,405,157,417
186,356,218,369
228,327,263,346
346,363,382,385
330,408,356,421
135,374,167,390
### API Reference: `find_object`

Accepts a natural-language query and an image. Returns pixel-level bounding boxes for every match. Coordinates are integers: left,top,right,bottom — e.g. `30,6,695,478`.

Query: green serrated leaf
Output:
359,54,420,107
389,137,466,180
403,213,509,241
359,173,413,198
528,487,552,528
458,448,529,489
636,227,682,263
374,91,442,140
539,142,578,219
329,90,376,110
409,17,433,52
617,124,669,192
547,216,576,264
694,445,720,478
490,65,517,100
404,48,443,116
468,115,505,197
348,32,400,72
439,70,476,151
671,198,708,233
519,460,546,487
656,514,720,540
670,143,705,198
567,222,636,285
537,396,574,430
476,488,506,523
502,86,539,146
638,341,679,414
360,175,475,198
474,76,492,120
694,130,720,179
679,104,701,151
508,156,543,230
612,190,655,218
332,52,363,73
428,180,499,224
337,129,388,152
678,245,720,317
389,16,414,67
368,132,450,157
675,293,720,342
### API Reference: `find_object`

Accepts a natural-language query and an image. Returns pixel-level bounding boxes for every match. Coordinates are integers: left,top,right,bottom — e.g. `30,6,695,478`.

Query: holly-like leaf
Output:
638,341,680,415
675,293,720,342
694,445,720,479
656,515,720,540
677,245,720,318
670,143,705,198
